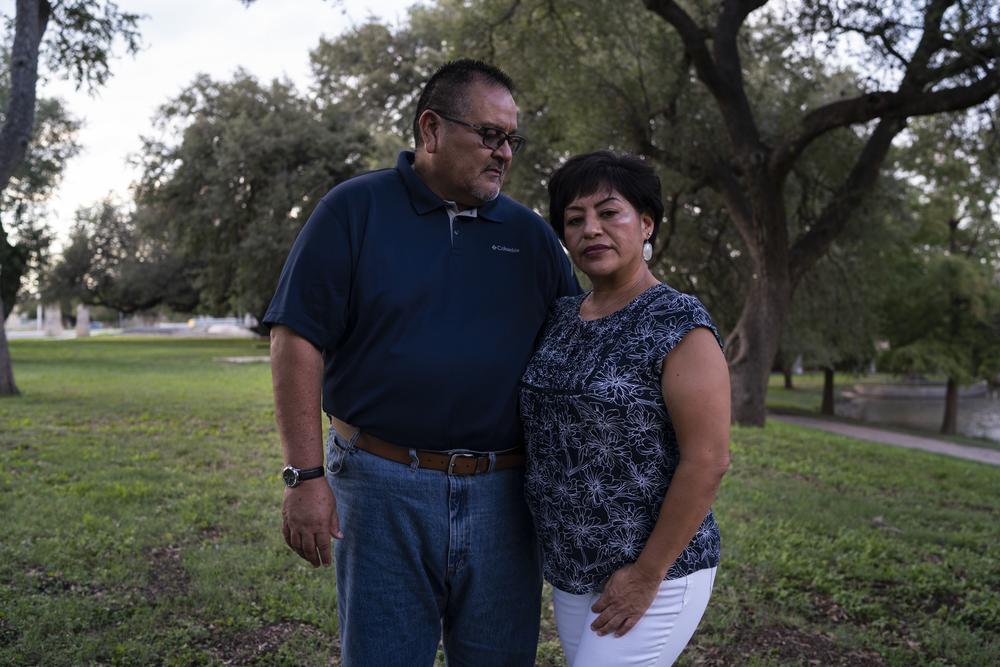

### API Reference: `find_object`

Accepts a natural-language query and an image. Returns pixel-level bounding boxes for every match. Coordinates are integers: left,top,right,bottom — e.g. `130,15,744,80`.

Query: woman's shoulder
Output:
644,283,722,347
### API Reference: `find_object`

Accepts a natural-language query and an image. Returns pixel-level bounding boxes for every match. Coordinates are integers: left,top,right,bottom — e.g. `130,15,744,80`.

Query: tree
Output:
779,248,888,415
0,0,141,395
133,72,371,324
634,0,1000,424
309,19,444,169
879,116,1000,433
777,166,920,412
880,252,1000,434
42,198,199,315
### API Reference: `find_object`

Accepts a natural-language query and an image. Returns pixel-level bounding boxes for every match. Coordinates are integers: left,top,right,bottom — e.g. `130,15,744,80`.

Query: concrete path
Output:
771,414,1000,466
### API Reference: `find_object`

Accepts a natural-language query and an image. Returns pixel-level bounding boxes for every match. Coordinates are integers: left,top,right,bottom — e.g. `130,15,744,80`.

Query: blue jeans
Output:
326,430,542,666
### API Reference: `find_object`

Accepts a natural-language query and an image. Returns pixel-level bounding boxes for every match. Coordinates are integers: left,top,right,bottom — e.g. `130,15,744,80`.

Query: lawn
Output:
1,339,997,665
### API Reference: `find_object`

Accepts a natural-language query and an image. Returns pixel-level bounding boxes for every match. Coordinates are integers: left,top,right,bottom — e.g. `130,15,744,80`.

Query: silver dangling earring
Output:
642,238,653,262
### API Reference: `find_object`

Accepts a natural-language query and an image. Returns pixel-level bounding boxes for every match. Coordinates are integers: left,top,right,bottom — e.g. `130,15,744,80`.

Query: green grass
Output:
1,339,997,665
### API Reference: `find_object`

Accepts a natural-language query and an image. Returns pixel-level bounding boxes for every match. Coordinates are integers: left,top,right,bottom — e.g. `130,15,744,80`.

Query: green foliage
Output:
880,252,1000,384
1,339,997,664
872,109,1000,389
309,19,444,167
41,198,199,315
133,72,372,320
778,179,917,373
38,0,144,92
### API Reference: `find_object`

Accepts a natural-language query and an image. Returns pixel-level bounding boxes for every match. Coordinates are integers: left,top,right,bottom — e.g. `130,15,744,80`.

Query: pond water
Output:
838,393,1000,442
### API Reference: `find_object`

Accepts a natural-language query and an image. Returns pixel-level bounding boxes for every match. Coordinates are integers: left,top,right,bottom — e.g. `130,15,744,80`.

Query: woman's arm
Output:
590,326,731,637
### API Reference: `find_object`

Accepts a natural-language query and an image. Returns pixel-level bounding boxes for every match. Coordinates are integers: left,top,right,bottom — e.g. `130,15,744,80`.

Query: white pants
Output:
553,567,717,667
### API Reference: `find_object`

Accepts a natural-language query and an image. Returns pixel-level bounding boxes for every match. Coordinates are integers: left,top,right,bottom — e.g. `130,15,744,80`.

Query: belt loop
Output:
487,452,496,473
347,428,361,452
407,448,420,471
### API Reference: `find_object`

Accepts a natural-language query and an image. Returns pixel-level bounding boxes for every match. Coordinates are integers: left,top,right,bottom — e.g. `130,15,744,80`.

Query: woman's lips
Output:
582,245,611,257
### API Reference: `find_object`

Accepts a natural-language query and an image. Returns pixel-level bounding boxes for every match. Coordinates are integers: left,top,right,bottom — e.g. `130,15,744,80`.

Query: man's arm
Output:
270,324,342,567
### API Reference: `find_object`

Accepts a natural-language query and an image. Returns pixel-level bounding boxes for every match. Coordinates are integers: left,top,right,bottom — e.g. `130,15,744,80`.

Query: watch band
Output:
296,466,325,481
282,465,326,487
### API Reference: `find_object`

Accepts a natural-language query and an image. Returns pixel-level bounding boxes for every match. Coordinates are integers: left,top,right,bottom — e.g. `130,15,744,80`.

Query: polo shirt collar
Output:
396,150,515,224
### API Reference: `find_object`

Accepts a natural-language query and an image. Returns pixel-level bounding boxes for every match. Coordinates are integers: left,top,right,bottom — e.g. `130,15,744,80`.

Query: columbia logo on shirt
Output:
492,244,521,254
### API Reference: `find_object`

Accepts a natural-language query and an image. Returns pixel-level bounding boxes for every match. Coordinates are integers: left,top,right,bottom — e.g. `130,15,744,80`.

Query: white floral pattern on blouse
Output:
520,283,722,594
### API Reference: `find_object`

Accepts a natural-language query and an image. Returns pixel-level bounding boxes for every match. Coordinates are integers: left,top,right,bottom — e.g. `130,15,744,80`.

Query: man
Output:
264,59,578,666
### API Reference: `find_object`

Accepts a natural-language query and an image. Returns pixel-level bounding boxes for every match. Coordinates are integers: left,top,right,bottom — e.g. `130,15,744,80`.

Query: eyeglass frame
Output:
428,108,527,155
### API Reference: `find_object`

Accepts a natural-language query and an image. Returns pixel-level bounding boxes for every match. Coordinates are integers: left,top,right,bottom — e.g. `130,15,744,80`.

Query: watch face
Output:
282,466,299,487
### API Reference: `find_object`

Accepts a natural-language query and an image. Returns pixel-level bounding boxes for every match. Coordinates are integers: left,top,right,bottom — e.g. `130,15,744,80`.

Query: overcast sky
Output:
6,0,416,243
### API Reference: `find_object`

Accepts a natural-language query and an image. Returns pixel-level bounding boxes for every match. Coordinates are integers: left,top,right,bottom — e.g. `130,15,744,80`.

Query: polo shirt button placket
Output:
452,216,469,252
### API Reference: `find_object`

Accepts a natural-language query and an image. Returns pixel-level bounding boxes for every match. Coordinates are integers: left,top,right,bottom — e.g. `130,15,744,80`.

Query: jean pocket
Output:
326,430,352,476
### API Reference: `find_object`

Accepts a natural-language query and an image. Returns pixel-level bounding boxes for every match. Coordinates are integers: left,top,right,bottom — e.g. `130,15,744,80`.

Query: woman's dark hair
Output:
413,59,515,147
547,151,664,246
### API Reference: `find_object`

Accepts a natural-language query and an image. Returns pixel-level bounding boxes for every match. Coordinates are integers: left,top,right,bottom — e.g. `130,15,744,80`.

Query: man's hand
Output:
281,480,342,567
590,562,662,637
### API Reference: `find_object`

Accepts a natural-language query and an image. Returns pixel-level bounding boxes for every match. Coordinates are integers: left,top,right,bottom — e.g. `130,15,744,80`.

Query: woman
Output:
520,151,731,666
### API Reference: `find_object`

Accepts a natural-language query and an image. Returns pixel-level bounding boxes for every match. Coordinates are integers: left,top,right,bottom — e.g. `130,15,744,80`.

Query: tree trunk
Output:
783,367,793,390
0,0,50,194
0,291,20,396
726,263,790,426
0,0,48,398
940,377,958,435
821,366,835,415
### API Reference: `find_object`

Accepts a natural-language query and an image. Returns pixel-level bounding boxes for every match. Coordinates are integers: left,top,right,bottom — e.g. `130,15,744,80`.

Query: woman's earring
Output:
642,239,653,262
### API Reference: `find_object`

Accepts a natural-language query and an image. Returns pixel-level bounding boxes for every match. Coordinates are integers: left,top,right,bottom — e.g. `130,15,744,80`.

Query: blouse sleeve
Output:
648,290,723,370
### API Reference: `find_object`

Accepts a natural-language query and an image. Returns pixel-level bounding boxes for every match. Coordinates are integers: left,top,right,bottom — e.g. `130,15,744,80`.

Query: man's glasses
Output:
430,109,526,155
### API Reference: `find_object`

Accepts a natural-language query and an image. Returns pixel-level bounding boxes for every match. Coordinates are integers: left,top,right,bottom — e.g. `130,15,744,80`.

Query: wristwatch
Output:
282,464,326,488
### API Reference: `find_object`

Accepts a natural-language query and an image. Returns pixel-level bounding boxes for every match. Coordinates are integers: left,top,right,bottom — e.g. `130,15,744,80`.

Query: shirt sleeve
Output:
541,222,582,298
651,291,724,368
262,197,355,351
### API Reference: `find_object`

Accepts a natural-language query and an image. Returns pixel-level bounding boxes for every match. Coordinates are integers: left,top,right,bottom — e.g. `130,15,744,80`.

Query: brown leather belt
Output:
329,416,525,476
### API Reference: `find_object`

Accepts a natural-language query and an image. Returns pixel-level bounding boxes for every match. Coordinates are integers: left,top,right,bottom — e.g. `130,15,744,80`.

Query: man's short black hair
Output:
548,151,664,247
412,59,515,147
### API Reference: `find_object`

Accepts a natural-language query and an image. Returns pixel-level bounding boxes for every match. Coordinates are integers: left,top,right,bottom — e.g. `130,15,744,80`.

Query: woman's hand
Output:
589,562,663,637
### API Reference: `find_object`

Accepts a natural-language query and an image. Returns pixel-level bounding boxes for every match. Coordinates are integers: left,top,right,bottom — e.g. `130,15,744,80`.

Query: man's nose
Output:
492,138,513,162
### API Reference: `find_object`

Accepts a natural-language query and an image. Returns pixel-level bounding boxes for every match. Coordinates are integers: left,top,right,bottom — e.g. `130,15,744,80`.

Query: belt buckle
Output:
447,451,478,475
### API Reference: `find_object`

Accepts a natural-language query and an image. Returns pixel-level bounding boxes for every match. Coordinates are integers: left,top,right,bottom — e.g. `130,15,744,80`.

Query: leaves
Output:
42,198,199,315
133,72,372,320
42,0,143,92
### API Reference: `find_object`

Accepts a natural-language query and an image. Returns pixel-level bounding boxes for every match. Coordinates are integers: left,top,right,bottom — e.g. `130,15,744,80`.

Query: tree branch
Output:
772,68,1000,178
926,42,1000,84
896,0,952,92
788,116,907,285
643,1,723,97
769,0,1000,177
645,0,764,154
484,0,522,62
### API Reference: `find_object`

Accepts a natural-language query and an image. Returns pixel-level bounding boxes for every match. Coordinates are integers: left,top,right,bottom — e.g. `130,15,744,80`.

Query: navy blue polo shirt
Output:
264,151,579,452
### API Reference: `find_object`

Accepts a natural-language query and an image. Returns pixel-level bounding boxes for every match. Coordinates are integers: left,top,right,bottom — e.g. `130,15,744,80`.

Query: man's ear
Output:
418,110,441,153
